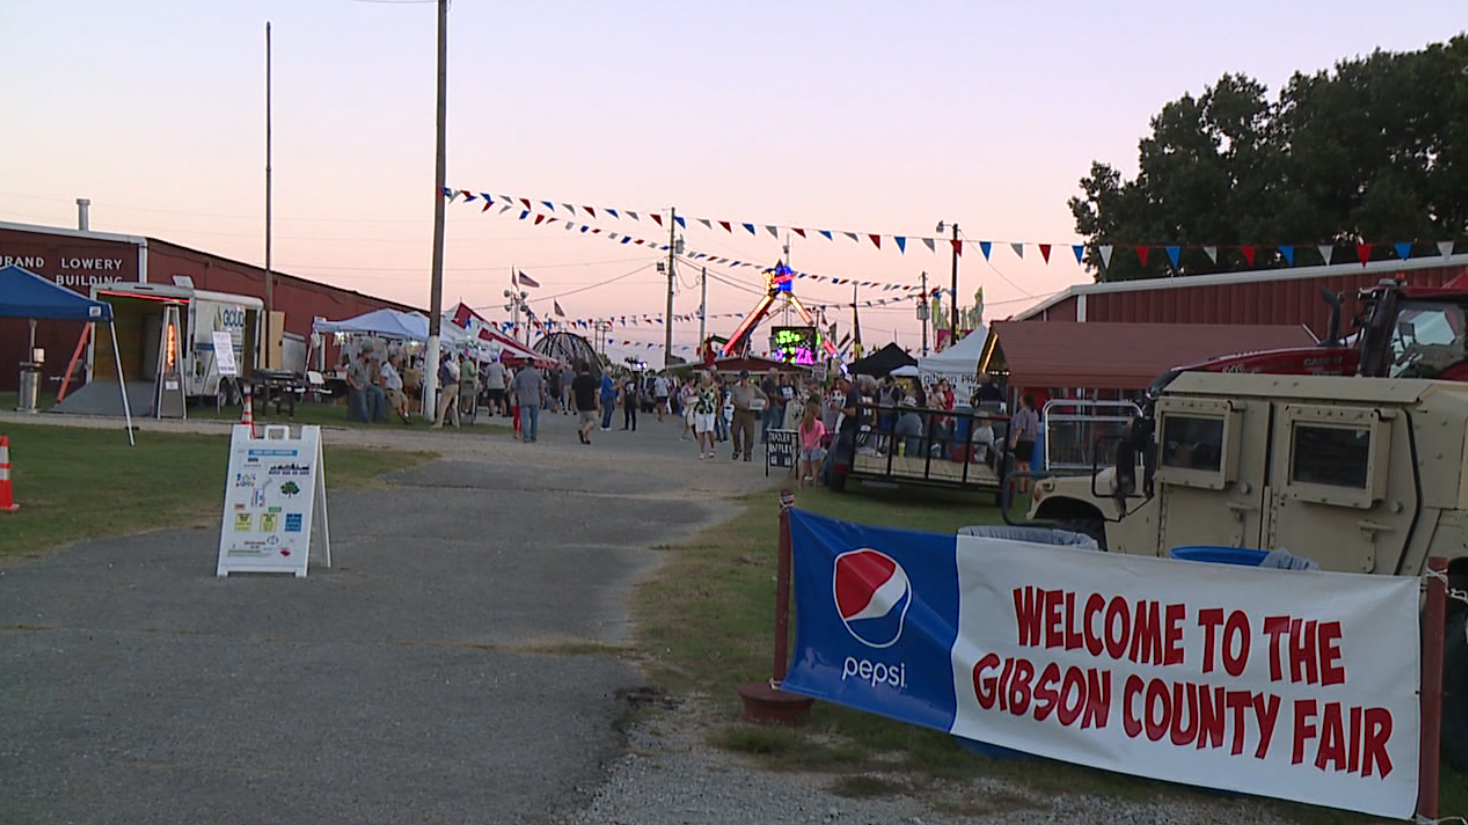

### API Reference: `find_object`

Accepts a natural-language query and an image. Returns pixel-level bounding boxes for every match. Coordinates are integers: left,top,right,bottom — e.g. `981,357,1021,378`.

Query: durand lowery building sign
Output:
0,228,141,292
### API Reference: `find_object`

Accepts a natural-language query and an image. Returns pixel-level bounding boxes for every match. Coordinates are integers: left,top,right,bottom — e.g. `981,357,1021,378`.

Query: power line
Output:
282,256,650,273
470,262,656,310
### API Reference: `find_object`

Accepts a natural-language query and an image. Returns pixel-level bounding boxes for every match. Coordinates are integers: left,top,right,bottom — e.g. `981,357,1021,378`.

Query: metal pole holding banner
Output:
772,488,795,683
1418,556,1447,821
736,488,813,724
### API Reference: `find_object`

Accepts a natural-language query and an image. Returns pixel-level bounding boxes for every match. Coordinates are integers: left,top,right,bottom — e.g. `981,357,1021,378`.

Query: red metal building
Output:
0,221,421,391
1016,254,1468,336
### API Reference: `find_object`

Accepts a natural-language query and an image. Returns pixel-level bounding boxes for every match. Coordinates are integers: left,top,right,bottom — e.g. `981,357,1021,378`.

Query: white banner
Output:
948,539,1420,819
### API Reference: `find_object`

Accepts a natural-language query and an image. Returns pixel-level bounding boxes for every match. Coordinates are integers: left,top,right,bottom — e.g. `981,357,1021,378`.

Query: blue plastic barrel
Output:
1169,546,1269,566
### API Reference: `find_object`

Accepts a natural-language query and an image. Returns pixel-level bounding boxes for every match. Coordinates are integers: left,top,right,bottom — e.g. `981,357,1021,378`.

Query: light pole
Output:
504,289,529,345
917,270,929,357
936,220,959,345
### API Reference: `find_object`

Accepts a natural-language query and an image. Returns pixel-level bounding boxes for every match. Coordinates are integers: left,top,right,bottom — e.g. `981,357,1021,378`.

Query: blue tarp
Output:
0,264,113,322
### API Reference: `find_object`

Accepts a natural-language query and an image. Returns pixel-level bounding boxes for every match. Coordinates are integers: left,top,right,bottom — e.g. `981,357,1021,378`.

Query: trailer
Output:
830,402,1012,496
90,282,263,403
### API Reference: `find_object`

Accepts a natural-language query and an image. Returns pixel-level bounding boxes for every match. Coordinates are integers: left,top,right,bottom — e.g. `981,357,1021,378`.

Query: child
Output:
798,401,827,489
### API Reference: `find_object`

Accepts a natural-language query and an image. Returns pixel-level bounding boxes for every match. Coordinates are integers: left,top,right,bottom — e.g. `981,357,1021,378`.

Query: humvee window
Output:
1389,301,1468,378
1290,425,1371,489
1160,416,1224,472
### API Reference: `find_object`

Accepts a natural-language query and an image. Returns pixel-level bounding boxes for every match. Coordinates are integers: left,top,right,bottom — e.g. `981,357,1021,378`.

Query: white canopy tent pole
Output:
110,320,135,446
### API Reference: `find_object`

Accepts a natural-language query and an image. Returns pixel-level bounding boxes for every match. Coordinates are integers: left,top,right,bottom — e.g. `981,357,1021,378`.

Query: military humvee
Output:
1026,370,1467,769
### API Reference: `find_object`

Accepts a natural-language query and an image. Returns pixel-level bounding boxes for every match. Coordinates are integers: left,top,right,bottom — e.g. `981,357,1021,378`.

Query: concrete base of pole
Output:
735,681,813,725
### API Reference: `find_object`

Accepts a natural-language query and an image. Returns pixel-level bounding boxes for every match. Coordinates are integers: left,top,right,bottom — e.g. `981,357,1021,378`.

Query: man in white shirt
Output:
654,373,671,421
380,353,411,424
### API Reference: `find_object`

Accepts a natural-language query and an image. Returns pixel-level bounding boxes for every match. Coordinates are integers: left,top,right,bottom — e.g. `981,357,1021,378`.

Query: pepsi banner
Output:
781,511,1422,819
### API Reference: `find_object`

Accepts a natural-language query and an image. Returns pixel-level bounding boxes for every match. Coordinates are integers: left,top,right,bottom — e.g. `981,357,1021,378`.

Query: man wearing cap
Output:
729,370,768,462
380,352,411,424
346,343,381,423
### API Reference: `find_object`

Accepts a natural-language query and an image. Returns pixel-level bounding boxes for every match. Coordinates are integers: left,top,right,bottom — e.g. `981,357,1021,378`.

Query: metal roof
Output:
0,220,148,246
1016,253,1468,321
980,321,1318,389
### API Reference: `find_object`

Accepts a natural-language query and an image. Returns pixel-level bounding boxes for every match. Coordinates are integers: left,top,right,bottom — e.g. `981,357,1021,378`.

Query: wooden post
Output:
1417,556,1447,820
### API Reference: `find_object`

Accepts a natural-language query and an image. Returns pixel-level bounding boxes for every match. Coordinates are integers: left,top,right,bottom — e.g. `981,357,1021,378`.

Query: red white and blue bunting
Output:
444,187,1464,272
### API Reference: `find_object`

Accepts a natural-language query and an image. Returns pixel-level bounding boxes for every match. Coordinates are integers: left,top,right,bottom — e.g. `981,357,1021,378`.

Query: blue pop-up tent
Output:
0,265,134,443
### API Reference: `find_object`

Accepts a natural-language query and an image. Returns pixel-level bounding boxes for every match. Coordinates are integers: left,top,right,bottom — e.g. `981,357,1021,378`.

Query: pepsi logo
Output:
833,548,911,648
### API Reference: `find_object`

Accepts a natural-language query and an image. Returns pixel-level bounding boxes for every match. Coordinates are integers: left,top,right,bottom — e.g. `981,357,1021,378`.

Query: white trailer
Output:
89,282,263,402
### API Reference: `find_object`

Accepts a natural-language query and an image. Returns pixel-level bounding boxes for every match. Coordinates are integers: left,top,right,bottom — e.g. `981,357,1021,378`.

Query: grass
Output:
0,422,434,562
635,484,1468,824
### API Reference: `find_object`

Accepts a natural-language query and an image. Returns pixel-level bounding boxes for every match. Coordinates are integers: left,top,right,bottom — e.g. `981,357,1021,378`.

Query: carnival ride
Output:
719,262,839,361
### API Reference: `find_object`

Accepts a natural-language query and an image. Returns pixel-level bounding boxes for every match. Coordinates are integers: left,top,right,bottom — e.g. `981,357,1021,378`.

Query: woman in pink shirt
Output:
798,401,827,489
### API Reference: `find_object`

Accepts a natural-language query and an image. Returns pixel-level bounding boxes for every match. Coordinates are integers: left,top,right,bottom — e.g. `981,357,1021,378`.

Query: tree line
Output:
1071,35,1468,281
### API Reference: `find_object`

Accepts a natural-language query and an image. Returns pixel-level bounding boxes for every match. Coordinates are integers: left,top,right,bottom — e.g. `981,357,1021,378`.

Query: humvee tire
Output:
1057,518,1108,550
1445,610,1467,773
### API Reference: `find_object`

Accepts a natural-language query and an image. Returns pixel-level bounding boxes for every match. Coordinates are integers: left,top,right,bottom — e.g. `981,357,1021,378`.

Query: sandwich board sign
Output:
766,428,797,476
216,424,331,577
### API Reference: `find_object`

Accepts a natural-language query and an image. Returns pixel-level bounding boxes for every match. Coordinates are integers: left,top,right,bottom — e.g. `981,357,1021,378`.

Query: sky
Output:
2,0,1465,364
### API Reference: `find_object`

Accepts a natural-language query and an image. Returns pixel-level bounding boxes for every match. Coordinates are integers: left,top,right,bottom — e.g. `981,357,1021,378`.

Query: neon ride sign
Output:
772,326,818,366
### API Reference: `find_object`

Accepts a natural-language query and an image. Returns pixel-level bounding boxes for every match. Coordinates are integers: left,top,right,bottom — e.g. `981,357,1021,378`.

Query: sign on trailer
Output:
213,331,237,377
216,425,331,577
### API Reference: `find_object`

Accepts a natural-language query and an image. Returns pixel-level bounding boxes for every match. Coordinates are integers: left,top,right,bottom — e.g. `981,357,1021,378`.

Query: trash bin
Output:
1168,546,1268,566
960,524,1100,550
17,365,40,413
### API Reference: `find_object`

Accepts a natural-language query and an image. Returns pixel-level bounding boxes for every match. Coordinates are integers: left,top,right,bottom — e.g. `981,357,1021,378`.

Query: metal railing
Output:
1041,399,1141,473
842,402,1011,490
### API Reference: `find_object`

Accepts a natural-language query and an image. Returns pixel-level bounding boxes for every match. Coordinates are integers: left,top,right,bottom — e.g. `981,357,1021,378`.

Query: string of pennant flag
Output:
444,187,1465,271
498,280,929,337
449,189,928,294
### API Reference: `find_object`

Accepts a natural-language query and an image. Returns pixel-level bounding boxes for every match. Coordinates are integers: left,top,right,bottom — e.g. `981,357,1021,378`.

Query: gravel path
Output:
0,407,1303,825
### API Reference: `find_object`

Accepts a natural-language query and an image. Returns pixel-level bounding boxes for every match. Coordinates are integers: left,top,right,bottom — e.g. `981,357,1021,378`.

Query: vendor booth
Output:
917,325,988,400
313,308,469,347
0,265,134,443
848,342,918,378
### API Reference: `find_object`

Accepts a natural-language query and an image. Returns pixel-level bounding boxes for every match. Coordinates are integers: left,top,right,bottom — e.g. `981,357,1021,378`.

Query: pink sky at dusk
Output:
2,0,1464,361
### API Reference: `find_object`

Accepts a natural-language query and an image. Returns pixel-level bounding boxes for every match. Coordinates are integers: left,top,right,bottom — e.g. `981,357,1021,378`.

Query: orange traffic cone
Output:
0,435,19,512
240,385,257,437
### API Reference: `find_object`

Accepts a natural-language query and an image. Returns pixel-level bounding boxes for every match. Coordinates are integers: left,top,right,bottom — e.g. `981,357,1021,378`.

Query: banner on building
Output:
781,511,1421,819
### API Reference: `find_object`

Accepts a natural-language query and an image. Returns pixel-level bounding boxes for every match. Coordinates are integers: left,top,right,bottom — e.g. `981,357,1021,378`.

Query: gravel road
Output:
0,408,1302,824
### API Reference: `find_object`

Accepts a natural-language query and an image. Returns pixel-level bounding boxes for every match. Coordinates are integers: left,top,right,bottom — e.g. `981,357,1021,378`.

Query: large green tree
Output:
1070,35,1468,281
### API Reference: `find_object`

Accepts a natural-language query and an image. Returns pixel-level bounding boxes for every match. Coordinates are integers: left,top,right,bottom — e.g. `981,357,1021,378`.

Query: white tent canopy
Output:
916,325,988,400
917,325,987,376
313,308,469,347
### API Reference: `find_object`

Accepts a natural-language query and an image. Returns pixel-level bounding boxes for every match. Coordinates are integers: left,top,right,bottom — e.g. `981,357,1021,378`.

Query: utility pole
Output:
919,270,929,357
698,266,707,349
424,0,449,420
263,21,273,370
948,222,960,342
663,207,676,368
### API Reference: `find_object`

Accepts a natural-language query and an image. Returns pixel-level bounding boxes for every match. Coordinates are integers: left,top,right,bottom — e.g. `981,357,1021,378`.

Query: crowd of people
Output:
333,339,1022,483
